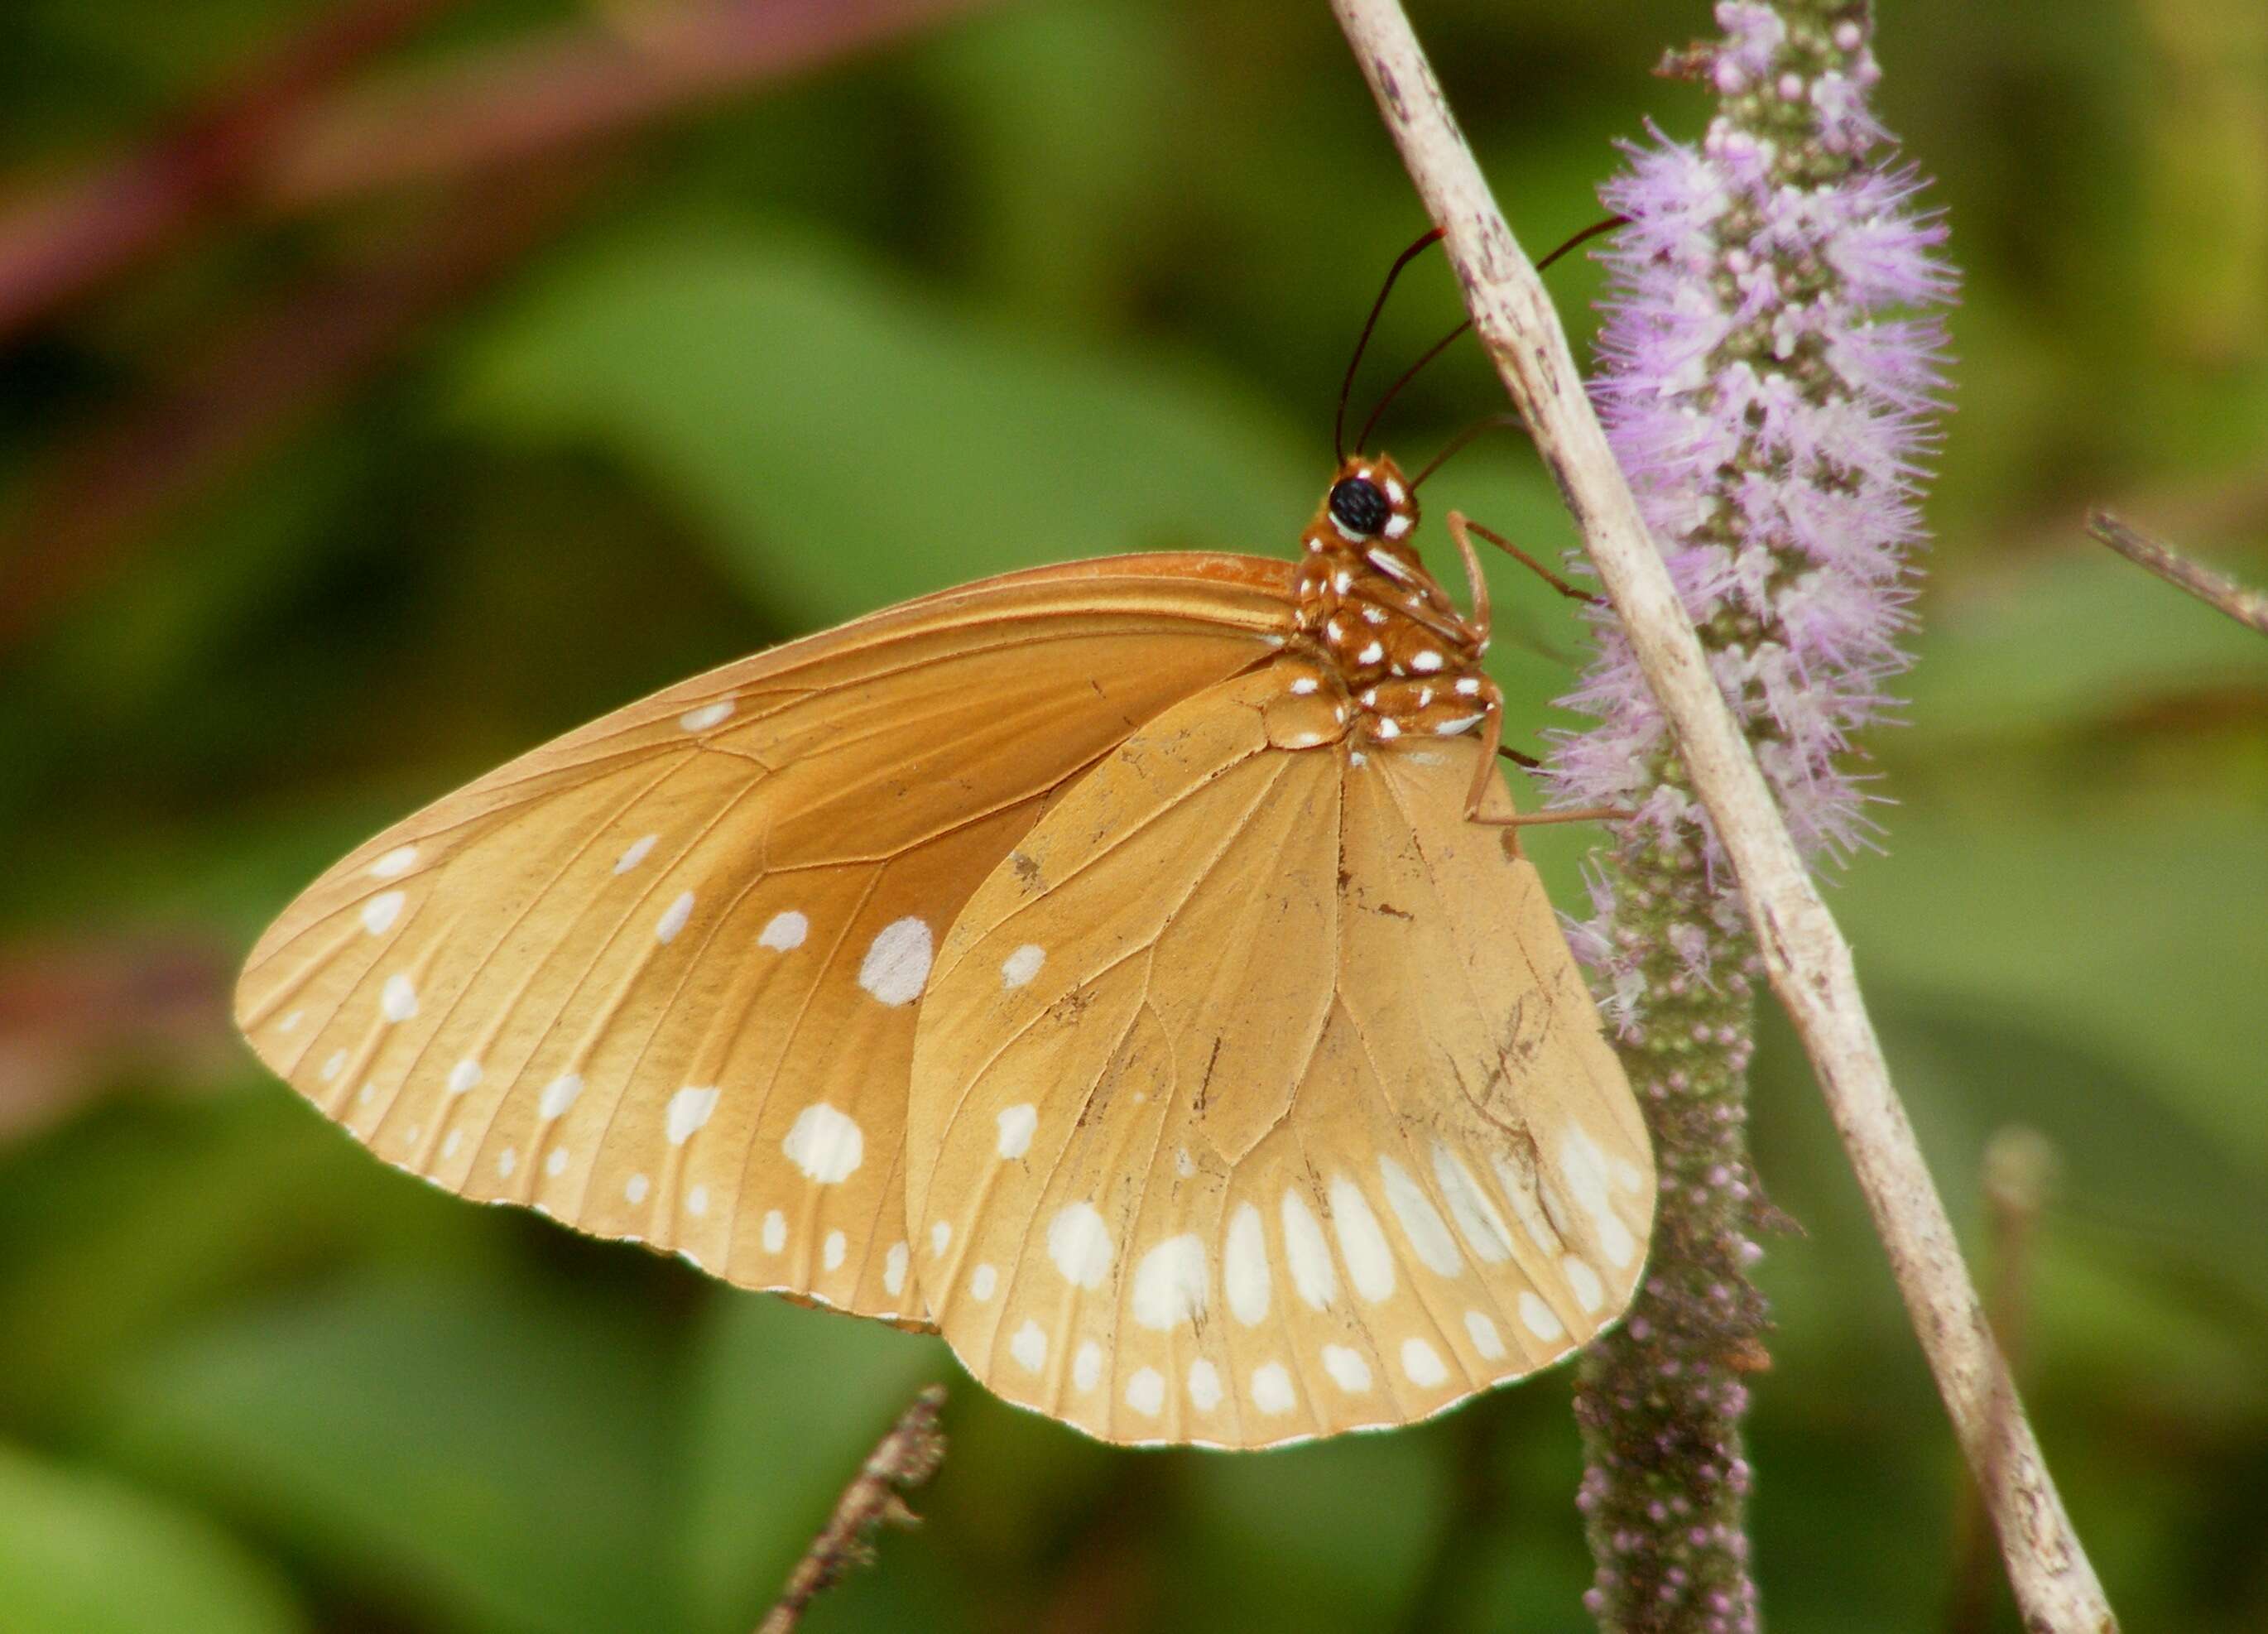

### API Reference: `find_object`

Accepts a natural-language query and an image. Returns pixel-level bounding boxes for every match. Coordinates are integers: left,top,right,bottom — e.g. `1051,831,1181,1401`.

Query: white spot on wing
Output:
1329,1178,1396,1303
1011,1321,1047,1373
441,1130,462,1161
1321,1345,1372,1393
625,1173,650,1204
678,700,734,731
758,910,807,950
1466,1310,1506,1360
1401,1337,1449,1386
1561,1125,1639,1267
1224,1203,1271,1325
446,1059,483,1097
883,1241,908,1295
685,1185,709,1218
1434,1143,1514,1262
614,834,657,873
380,973,417,1023
1125,1367,1165,1417
1047,1204,1112,1288
823,1230,846,1271
1072,1342,1103,1393
1250,1362,1296,1415
969,1263,998,1301
1281,1189,1337,1309
762,1210,786,1252
545,1146,569,1178
1000,943,1045,989
368,846,417,879
667,1086,721,1145
858,917,933,1006
538,1074,584,1120
996,1103,1037,1159
1520,1291,1564,1339
781,1103,863,1182
1187,1359,1223,1411
361,891,404,935
930,1220,951,1256
497,1147,517,1178
1380,1156,1463,1276
1131,1234,1209,1329
656,890,695,944
320,1050,346,1083
1564,1256,1604,1312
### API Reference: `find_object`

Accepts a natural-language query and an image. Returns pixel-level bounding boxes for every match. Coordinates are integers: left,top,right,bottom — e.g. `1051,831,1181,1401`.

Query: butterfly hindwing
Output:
906,656,1652,1444
235,555,1295,1325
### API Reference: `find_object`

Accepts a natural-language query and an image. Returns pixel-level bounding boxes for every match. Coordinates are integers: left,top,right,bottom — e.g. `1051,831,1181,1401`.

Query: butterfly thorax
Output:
1290,454,1502,747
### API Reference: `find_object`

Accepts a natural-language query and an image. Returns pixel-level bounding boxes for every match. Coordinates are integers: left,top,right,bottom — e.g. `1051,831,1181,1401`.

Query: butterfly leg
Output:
1463,703,1631,831
1445,511,1601,608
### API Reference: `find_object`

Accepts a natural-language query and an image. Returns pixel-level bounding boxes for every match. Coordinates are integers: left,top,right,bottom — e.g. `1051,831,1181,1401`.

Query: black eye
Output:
1328,477,1391,537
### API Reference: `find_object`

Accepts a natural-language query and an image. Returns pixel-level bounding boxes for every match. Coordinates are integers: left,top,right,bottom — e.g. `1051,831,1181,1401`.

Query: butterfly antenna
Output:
1353,213,1628,459
1336,226,1445,464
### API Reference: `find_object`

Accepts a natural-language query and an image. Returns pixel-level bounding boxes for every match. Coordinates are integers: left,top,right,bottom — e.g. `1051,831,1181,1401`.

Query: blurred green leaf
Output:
679,1292,948,1634
453,223,1315,628
94,1274,685,1634
0,1442,304,1634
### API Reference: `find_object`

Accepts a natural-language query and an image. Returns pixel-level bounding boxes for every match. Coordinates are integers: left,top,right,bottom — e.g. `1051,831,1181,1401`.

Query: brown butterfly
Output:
235,234,1654,1449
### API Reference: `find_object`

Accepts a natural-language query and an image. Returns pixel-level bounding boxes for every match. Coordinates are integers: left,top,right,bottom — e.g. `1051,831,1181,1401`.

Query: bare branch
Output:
1328,2,2117,1629
757,1385,949,1634
2089,510,2268,638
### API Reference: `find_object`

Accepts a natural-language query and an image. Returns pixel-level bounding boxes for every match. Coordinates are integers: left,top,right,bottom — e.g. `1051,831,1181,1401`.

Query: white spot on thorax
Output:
1380,1156,1463,1276
996,1103,1037,1158
1072,1341,1103,1393
858,916,933,1006
614,834,657,874
762,1210,787,1252
758,910,807,950
1321,1344,1372,1393
823,1230,847,1271
1131,1234,1209,1329
1000,943,1045,988
361,891,404,935
1281,1189,1337,1309
446,1059,483,1096
678,700,734,731
368,846,417,879
539,1074,584,1119
1356,640,1384,665
1328,1178,1396,1303
1290,675,1319,695
667,1085,721,1145
1186,1359,1223,1411
1401,1338,1449,1386
1410,649,1444,673
656,890,695,944
883,1240,908,1295
782,1103,863,1182
1223,1203,1271,1325
1454,676,1482,695
1125,1367,1165,1416
1381,513,1411,540
380,973,418,1023
1433,714,1484,736
1011,1321,1047,1373
1250,1362,1296,1415
1520,1291,1564,1340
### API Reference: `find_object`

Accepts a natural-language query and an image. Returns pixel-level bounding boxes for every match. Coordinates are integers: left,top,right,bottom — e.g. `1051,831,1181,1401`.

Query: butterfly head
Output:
1317,454,1419,551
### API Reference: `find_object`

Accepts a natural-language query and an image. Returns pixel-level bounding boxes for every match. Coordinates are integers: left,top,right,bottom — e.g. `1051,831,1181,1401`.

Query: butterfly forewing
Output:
236,556,1294,1324
905,658,1652,1444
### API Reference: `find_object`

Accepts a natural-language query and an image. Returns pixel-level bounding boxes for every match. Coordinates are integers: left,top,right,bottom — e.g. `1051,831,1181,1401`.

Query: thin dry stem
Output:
758,1384,949,1634
1329,2,2115,1629
2089,511,2268,637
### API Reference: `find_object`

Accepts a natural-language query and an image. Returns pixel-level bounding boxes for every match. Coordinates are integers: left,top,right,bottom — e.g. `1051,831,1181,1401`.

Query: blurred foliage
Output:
2,1,2264,1631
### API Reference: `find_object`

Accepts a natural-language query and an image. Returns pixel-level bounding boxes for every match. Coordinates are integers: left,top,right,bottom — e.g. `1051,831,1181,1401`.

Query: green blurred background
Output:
2,1,2263,1630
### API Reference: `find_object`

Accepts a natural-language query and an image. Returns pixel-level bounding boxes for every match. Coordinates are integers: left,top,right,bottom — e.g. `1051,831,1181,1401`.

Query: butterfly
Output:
235,238,1654,1450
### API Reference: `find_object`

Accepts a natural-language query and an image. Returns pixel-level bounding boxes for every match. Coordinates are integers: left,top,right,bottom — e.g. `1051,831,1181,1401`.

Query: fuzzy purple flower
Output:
1549,7,1952,1632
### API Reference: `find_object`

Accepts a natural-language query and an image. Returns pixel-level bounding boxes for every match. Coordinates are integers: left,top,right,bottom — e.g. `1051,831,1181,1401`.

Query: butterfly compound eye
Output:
1328,476,1392,538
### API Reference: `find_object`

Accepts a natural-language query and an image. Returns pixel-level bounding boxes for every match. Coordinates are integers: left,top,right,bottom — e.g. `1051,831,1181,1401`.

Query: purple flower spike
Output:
1554,7,1953,1632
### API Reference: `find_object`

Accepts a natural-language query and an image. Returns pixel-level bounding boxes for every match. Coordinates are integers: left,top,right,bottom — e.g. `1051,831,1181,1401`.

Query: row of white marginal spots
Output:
961,1125,1647,1423
327,693,1051,1287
